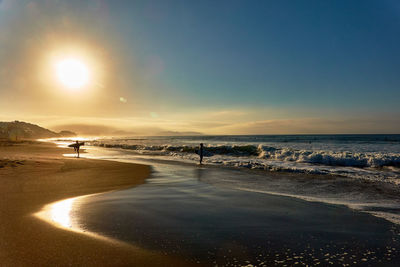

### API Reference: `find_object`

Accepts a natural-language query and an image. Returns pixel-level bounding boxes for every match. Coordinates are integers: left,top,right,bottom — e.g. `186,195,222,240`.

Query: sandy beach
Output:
0,141,191,266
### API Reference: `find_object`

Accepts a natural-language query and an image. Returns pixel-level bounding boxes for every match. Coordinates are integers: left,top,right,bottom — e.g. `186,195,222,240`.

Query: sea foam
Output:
87,139,400,183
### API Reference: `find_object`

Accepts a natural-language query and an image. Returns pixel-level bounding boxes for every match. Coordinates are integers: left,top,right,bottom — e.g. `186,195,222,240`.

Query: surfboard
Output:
68,142,85,148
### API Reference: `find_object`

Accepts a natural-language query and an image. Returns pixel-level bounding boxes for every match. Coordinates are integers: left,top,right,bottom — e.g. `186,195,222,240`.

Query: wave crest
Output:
90,142,400,168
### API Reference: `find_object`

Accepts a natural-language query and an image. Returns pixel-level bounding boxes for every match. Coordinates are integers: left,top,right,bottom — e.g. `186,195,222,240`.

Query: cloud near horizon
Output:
209,117,400,135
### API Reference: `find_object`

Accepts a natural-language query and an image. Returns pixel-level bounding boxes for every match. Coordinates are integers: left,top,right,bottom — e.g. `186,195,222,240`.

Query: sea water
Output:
65,149,400,266
87,134,400,182
51,135,400,224
44,135,400,265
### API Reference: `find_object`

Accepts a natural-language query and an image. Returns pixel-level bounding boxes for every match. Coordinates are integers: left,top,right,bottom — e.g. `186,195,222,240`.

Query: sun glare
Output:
50,198,74,228
55,58,90,89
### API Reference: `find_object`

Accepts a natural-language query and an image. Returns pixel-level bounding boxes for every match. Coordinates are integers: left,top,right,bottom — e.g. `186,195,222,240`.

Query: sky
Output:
1,0,400,135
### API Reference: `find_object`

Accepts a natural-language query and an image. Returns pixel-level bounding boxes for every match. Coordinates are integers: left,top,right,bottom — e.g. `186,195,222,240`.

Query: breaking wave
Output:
90,142,400,169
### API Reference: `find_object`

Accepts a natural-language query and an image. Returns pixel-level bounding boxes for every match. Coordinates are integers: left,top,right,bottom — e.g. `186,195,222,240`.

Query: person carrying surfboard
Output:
75,140,81,158
68,140,83,158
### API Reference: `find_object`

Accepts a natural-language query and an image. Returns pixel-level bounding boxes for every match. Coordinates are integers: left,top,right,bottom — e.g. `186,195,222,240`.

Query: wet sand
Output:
0,141,191,266
71,155,400,266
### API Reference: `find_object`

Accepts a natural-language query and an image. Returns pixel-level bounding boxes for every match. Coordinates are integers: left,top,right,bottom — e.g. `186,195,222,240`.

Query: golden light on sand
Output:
55,58,90,89
50,198,74,228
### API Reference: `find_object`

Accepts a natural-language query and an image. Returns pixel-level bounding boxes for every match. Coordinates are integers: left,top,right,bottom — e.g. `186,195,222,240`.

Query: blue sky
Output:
1,0,400,134
109,0,400,108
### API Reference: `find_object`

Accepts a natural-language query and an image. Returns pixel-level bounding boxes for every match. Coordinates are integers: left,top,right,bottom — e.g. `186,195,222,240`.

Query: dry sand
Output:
0,141,192,266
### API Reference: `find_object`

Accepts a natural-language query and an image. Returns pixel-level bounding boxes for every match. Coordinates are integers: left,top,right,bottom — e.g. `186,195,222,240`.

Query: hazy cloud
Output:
210,117,400,135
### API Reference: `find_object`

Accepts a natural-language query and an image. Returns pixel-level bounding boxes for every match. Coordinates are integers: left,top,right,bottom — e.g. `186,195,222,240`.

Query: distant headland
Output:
0,121,76,140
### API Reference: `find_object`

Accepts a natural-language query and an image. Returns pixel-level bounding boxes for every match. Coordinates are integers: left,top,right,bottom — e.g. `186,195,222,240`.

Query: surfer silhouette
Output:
69,140,82,158
199,143,204,164
75,141,81,158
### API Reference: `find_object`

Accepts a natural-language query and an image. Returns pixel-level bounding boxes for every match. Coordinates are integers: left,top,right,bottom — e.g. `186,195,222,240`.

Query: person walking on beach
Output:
69,141,84,158
199,143,204,165
75,141,81,158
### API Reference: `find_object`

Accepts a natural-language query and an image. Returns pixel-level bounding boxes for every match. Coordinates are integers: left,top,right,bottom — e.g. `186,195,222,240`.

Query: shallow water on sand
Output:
65,149,400,266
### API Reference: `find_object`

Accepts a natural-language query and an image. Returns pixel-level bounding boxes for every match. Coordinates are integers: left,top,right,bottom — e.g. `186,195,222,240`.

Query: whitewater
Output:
87,134,400,183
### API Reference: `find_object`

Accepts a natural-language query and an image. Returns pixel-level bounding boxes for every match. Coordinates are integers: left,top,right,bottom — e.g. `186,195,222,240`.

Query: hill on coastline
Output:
0,121,76,140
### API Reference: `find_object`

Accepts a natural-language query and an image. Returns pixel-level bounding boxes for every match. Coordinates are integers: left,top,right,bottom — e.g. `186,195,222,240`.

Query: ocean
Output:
87,134,400,182
42,134,400,265
48,134,400,224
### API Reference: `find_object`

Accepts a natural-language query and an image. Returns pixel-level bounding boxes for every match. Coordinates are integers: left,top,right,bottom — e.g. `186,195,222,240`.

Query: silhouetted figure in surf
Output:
199,143,204,164
75,141,81,158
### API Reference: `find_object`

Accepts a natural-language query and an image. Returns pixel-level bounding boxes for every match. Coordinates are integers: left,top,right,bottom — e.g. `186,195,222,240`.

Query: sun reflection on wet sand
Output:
34,194,133,247
50,198,74,228
35,197,79,230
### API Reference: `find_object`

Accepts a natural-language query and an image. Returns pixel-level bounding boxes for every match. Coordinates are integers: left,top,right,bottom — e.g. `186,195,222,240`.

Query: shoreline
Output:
0,141,192,266
34,193,137,248
77,144,400,226
3,140,400,265
68,152,400,266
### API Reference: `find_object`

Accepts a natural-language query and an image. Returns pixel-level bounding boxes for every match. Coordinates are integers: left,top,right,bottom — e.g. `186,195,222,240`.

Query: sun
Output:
55,58,90,89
